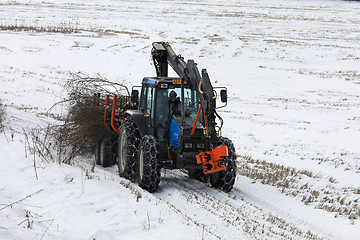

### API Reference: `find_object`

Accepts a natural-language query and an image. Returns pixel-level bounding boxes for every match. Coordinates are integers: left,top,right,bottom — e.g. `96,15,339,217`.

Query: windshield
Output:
155,87,200,128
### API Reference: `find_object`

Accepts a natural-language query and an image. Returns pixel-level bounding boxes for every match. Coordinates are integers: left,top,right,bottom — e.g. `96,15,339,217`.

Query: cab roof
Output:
142,77,181,85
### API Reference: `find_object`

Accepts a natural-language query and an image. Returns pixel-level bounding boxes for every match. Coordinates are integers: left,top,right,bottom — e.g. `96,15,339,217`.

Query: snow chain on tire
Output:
137,135,161,192
117,117,140,182
210,137,237,192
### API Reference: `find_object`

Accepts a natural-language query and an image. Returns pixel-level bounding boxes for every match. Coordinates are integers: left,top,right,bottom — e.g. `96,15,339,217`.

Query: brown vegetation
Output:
27,74,129,164
0,99,6,132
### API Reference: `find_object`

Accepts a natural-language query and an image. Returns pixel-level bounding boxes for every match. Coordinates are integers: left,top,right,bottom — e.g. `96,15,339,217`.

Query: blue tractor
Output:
96,42,236,192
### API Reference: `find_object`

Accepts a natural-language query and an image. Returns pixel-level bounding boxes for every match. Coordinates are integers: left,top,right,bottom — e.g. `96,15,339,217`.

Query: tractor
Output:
95,42,236,192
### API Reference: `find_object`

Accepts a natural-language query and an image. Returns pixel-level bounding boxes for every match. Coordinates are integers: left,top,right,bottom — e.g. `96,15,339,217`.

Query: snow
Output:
1,0,360,239
0,137,203,240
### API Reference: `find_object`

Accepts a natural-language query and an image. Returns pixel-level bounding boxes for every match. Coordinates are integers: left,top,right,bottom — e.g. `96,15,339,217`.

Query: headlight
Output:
197,143,205,149
184,143,192,149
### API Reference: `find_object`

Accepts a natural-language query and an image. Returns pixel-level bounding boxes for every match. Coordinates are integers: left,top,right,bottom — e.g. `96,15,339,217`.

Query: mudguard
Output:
125,110,149,138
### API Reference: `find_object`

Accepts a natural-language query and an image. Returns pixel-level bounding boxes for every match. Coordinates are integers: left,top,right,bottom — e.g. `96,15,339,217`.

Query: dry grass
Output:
0,21,149,39
238,155,360,220
0,22,79,34
0,99,6,132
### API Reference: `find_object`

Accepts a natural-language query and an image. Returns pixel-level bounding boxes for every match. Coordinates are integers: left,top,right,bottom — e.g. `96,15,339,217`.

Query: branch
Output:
0,189,44,211
40,219,54,240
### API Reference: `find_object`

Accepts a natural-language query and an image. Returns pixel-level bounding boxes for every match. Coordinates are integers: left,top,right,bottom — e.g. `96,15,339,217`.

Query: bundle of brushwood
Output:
28,74,130,164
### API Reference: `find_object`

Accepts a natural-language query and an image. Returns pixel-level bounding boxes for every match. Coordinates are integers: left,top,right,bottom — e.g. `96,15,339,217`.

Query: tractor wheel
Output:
117,117,140,182
188,169,209,183
95,141,101,165
137,135,161,192
99,138,116,167
210,137,237,192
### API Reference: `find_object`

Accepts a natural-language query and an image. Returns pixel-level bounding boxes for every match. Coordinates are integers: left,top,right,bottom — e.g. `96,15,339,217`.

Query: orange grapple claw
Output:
196,145,228,174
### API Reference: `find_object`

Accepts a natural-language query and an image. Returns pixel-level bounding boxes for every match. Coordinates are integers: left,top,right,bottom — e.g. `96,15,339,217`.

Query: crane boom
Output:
151,42,218,138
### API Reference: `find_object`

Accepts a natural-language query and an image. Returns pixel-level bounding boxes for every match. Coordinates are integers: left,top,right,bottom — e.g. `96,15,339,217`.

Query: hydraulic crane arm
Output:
152,42,187,78
151,42,218,138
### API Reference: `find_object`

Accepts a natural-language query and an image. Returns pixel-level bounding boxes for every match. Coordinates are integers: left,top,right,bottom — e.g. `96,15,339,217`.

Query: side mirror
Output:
220,89,227,103
131,90,139,104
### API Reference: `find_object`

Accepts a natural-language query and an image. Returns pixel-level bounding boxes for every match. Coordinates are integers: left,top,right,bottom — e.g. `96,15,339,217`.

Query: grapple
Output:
196,145,228,174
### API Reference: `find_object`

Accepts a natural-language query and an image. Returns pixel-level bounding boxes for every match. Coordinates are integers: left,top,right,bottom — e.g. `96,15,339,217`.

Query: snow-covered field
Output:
1,0,360,239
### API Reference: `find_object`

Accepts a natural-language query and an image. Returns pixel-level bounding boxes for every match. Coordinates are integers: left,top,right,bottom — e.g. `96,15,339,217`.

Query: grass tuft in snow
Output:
0,98,5,132
238,155,360,220
119,179,143,202
0,21,80,34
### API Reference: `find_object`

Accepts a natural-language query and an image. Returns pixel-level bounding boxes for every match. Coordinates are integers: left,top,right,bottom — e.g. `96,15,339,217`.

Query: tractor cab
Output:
136,77,203,145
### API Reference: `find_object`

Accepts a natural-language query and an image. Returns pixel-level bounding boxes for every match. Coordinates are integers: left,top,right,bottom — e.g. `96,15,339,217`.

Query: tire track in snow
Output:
97,163,324,239
155,170,323,240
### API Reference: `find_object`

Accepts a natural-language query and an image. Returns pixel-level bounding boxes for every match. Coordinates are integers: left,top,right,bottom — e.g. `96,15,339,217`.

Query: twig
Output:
202,225,205,240
74,159,86,171
39,219,54,223
33,139,39,180
81,168,84,194
0,189,43,211
23,128,30,158
18,218,29,226
146,212,151,230
26,128,52,163
40,219,54,240
24,208,43,217
35,146,51,163
41,125,50,154
24,134,28,158
3,130,9,143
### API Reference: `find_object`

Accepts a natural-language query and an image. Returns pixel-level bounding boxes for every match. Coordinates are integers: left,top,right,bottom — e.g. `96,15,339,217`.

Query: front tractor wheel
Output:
117,117,140,182
210,137,237,192
137,135,161,192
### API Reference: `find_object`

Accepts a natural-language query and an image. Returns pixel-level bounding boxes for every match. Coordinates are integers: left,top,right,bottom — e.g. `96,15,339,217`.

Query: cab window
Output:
139,86,153,115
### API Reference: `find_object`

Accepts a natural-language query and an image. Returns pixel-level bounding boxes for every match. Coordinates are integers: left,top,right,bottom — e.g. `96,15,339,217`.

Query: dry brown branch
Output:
27,74,131,164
